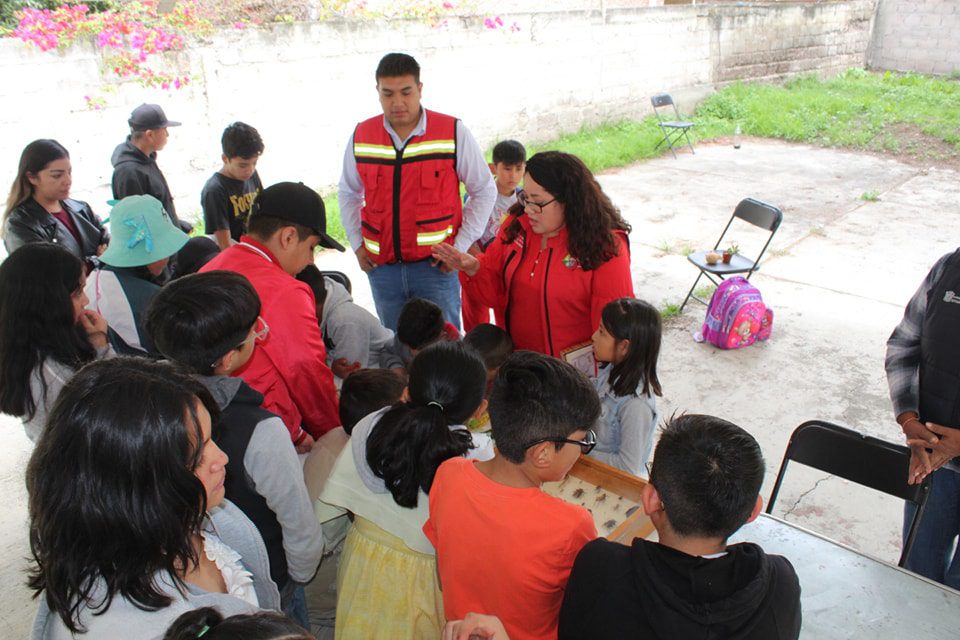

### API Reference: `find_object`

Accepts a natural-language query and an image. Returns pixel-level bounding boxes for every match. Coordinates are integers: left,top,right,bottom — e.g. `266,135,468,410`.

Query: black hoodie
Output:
110,138,186,230
559,538,801,640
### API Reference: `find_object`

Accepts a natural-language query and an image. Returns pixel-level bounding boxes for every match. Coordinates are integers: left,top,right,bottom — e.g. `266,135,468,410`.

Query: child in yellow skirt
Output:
319,341,494,639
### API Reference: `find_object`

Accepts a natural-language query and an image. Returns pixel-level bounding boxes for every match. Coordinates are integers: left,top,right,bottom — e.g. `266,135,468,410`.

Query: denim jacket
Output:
589,364,658,477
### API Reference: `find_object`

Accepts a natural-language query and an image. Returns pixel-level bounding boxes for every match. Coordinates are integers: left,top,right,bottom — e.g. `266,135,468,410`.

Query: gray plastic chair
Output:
680,197,782,312
651,93,695,158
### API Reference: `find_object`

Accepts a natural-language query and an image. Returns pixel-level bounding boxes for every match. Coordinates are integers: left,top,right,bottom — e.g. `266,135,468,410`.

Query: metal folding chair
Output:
679,197,782,312
767,420,931,567
651,93,695,159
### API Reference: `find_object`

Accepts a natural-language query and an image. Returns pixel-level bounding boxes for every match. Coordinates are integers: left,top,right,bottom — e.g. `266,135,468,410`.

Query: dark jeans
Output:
367,259,461,331
903,466,960,589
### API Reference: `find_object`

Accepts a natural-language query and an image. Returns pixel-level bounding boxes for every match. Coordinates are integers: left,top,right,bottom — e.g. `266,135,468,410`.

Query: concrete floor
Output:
1,138,958,636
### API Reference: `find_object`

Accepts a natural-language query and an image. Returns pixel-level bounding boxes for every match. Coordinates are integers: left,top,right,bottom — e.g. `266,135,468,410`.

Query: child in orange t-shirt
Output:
423,351,600,640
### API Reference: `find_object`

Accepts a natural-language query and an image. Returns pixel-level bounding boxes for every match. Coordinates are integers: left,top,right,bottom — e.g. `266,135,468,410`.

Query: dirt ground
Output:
1,137,958,636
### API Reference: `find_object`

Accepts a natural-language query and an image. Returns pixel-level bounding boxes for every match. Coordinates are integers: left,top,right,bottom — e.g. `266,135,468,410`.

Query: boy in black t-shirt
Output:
201,122,264,249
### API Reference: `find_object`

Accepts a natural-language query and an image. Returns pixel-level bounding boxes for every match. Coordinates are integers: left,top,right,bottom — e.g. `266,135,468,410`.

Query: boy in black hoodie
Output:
559,414,801,640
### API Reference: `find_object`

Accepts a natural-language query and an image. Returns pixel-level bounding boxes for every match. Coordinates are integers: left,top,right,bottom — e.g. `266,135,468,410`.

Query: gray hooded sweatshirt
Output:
320,277,403,370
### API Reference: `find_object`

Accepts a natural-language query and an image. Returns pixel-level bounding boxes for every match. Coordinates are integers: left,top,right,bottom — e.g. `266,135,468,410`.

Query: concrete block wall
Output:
868,0,960,75
0,2,876,221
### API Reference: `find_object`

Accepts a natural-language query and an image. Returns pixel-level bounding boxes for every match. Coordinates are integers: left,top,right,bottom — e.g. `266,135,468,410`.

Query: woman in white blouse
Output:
27,357,280,640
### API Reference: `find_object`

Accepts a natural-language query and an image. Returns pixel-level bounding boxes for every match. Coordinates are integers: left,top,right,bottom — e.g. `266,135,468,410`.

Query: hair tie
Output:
427,401,444,413
197,625,210,638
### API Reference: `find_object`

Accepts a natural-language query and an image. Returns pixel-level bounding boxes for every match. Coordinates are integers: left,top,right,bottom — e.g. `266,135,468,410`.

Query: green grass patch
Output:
186,192,348,248
322,193,348,247
860,190,881,202
494,69,959,175
695,284,716,300
660,302,682,320
695,69,960,152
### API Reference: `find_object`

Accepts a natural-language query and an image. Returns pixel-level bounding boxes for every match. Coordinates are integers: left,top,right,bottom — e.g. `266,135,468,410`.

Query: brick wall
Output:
0,2,877,220
868,0,960,75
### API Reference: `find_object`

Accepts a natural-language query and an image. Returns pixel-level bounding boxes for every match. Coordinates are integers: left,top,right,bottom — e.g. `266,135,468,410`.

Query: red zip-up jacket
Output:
201,236,340,442
462,217,634,357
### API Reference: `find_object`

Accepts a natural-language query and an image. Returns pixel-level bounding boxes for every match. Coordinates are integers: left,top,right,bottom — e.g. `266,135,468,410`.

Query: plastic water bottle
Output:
733,124,741,149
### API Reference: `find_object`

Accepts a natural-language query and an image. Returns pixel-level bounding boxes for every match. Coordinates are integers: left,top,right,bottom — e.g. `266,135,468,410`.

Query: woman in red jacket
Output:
433,151,634,358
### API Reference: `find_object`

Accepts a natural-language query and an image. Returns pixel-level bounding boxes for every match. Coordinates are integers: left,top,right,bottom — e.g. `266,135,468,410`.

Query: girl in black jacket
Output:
3,139,108,261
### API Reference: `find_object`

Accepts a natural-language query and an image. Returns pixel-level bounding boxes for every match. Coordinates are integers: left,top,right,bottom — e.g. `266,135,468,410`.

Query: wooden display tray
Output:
542,456,655,544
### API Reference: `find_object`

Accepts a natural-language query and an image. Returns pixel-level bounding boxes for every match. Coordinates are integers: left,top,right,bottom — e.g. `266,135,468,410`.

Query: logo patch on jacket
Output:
562,253,579,269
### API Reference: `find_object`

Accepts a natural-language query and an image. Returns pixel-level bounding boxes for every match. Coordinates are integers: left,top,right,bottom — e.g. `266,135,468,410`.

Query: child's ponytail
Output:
366,341,487,508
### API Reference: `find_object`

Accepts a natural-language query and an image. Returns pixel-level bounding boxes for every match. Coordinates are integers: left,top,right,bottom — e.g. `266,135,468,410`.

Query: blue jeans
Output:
903,466,960,589
281,580,309,629
367,260,461,331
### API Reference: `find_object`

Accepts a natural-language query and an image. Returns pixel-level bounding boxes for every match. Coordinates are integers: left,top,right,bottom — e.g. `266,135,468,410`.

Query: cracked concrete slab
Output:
0,138,957,636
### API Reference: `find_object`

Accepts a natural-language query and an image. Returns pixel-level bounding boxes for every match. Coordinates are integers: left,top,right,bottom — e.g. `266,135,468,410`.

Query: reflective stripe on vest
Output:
363,237,381,255
416,225,454,246
403,140,456,158
354,143,395,160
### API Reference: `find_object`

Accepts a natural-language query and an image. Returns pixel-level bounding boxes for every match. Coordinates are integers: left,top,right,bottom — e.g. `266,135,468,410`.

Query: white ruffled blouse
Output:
200,530,259,606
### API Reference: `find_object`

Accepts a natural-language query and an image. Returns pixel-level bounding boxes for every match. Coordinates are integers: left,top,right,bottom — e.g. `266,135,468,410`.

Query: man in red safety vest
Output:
338,52,496,332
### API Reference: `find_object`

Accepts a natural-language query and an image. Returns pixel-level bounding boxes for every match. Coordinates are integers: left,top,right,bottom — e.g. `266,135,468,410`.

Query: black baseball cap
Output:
128,103,182,132
252,182,345,252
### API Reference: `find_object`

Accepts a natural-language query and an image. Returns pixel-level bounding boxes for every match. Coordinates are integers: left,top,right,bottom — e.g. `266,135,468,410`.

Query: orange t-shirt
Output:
423,457,597,640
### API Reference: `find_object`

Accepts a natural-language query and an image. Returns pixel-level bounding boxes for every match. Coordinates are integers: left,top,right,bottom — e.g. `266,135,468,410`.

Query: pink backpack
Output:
701,277,773,349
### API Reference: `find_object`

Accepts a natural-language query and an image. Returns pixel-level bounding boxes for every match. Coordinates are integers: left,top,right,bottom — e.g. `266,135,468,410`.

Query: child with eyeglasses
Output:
423,351,600,640
144,271,323,628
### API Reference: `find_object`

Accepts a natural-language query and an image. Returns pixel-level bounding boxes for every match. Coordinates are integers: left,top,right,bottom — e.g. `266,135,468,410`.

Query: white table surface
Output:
729,513,960,639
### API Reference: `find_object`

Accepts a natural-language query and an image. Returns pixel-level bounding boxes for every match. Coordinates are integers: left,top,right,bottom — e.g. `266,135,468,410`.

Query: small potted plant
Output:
722,243,739,264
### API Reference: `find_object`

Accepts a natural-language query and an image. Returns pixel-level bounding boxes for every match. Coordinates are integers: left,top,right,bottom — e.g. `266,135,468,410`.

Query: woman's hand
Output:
432,243,480,277
443,613,510,640
79,309,109,350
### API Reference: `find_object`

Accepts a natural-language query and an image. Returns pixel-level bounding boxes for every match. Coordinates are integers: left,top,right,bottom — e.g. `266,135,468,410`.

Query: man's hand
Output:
902,417,960,483
431,243,480,277
96,243,108,256
355,247,378,273
443,613,510,640
331,357,361,379
921,422,960,474
907,446,932,485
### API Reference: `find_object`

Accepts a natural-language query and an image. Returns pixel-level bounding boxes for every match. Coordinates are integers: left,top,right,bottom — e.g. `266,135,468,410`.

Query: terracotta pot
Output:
722,252,733,264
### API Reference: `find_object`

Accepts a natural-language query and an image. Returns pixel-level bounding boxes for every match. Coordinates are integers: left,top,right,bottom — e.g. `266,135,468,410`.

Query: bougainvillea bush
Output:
6,0,518,102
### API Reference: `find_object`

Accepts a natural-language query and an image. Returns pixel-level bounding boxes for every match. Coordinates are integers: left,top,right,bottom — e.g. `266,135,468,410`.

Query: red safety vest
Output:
353,110,462,264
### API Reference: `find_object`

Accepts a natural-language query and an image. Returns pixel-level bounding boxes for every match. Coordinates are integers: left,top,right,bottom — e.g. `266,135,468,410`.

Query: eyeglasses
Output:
522,429,597,455
244,316,270,346
517,190,557,214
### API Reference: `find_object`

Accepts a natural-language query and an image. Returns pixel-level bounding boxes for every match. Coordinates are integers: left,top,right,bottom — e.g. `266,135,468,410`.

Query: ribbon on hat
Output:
124,214,154,253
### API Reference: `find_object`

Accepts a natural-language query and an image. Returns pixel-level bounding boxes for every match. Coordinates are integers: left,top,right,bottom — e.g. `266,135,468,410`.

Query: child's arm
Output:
590,397,655,477
201,181,234,250
246,416,324,583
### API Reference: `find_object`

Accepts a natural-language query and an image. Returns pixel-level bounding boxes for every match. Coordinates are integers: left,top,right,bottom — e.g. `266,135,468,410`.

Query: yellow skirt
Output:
334,516,444,639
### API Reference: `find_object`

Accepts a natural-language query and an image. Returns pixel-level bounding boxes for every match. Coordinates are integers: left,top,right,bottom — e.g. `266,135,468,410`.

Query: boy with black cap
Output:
111,103,192,232
200,181,345,453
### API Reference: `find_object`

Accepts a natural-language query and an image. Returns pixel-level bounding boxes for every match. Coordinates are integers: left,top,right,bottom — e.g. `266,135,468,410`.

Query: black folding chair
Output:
321,270,352,294
767,420,931,567
651,93,695,159
679,197,782,312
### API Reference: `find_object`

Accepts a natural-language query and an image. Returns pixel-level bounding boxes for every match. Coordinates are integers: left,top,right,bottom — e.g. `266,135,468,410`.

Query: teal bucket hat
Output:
99,195,189,268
